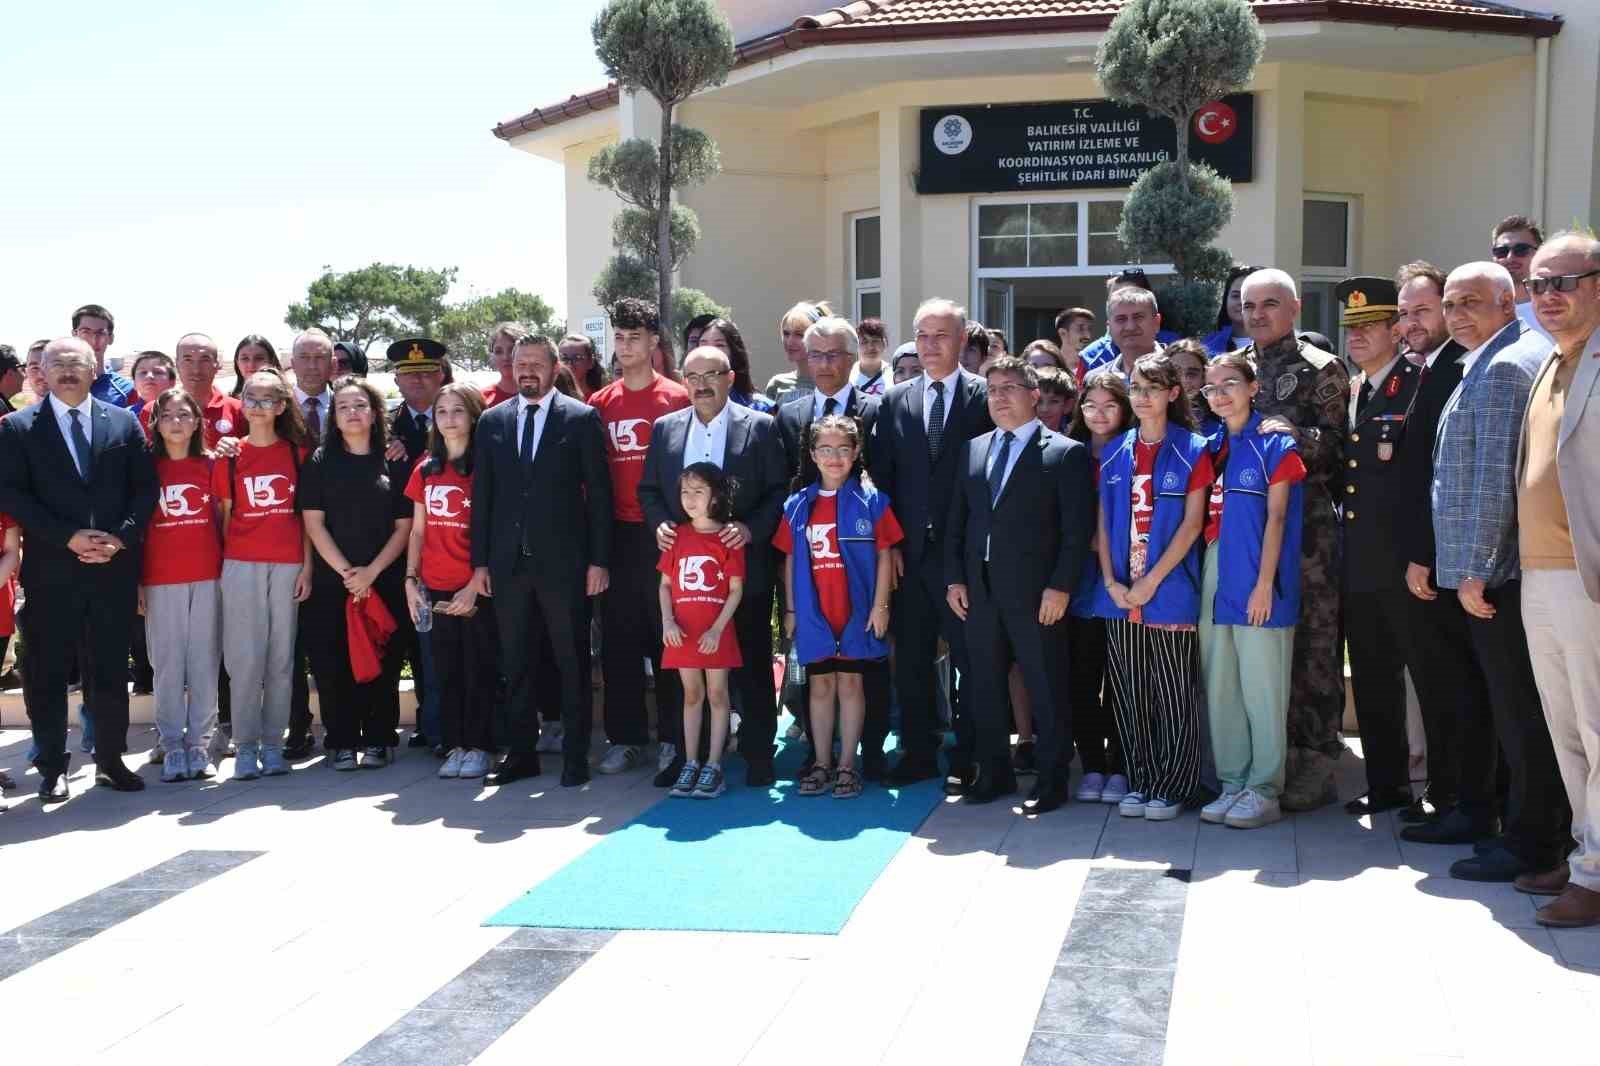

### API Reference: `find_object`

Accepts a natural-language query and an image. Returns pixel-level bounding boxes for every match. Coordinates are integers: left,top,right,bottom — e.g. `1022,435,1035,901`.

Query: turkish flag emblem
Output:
1193,101,1238,145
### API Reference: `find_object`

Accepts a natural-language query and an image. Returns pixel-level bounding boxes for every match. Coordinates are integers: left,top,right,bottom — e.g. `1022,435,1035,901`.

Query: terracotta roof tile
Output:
795,0,1546,28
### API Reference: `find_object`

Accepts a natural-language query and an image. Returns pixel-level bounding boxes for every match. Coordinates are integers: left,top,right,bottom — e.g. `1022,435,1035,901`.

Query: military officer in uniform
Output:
1335,277,1422,815
1237,268,1351,811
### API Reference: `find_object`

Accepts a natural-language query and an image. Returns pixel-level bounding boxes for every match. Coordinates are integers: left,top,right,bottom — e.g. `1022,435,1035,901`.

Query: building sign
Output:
582,315,607,358
918,94,1254,195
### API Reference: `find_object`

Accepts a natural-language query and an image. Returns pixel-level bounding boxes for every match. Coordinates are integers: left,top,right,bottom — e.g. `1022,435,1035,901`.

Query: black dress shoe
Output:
1011,741,1037,776
1344,788,1413,816
39,773,69,803
886,754,940,786
1023,778,1067,814
1400,808,1496,846
745,760,776,788
1450,846,1531,883
95,761,146,792
407,732,430,749
283,735,314,760
487,753,542,786
860,752,888,783
963,765,1017,805
560,766,590,788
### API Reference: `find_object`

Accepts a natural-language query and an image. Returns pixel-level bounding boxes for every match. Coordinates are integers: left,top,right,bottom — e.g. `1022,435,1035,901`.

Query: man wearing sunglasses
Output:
1512,233,1600,926
1491,214,1553,343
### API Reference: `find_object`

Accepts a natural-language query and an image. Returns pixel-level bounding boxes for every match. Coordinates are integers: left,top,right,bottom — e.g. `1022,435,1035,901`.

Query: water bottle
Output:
415,594,433,634
785,644,805,686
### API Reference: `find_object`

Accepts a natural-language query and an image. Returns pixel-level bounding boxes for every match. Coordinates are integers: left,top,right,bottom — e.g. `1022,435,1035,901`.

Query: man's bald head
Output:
43,337,95,404
1529,232,1600,347
1241,268,1301,347
1443,261,1517,350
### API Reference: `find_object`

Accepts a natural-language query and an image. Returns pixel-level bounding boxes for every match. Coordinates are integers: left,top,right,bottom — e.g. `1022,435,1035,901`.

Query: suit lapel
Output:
36,402,82,482
906,378,927,450
665,409,689,491
88,401,111,478
1560,331,1600,447
993,429,1041,510
725,404,750,472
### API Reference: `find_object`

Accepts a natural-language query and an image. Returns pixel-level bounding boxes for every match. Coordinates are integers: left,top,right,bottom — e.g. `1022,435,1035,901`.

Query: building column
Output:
879,107,923,342
1261,64,1307,279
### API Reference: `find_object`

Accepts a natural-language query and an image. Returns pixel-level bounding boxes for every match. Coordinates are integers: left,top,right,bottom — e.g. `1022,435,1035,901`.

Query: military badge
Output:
1276,372,1298,401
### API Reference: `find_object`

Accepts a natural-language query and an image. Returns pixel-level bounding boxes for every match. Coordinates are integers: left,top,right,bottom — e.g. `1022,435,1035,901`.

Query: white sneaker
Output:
657,742,678,773
459,750,490,779
1144,797,1181,821
1200,787,1244,824
186,746,215,780
1224,788,1282,829
1075,772,1106,803
439,748,465,778
597,744,642,775
535,723,564,754
234,744,260,781
1101,773,1131,804
1118,791,1147,817
160,749,188,782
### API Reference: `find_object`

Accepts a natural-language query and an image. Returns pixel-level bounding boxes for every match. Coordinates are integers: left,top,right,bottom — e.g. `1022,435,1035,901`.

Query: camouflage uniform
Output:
1242,332,1349,808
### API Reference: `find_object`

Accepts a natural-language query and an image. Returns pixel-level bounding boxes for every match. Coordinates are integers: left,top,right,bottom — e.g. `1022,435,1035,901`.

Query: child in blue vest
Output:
1067,369,1135,805
1096,353,1214,821
1196,353,1306,829
774,415,904,800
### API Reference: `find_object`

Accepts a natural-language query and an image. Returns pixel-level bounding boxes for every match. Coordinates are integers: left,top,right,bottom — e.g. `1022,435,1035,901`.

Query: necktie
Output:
987,430,1014,504
927,380,946,461
1357,380,1372,413
416,412,429,442
305,397,321,440
519,403,539,464
822,397,838,418
68,409,92,480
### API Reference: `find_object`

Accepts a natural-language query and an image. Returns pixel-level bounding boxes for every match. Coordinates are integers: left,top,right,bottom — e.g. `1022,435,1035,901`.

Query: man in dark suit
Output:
946,356,1093,810
639,346,789,787
0,338,158,800
1393,262,1479,825
1335,277,1424,817
776,317,892,777
470,334,612,788
871,298,994,787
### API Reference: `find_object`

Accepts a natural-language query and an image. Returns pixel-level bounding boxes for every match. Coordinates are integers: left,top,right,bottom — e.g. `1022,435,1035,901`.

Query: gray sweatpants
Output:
221,560,300,749
145,579,222,752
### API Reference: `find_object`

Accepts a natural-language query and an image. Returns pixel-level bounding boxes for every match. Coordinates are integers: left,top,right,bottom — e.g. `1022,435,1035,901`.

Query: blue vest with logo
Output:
1099,426,1208,625
1206,413,1303,627
1071,441,1117,620
781,477,892,664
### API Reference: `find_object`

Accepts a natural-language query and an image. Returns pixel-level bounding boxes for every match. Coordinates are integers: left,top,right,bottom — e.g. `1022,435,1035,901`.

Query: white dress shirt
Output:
811,384,854,419
685,403,730,468
50,393,94,477
1422,340,1451,369
515,393,551,462
920,368,963,434
983,419,1039,560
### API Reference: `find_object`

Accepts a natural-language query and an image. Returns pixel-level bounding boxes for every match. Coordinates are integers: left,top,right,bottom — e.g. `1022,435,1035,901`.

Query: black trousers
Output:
890,543,972,768
601,521,680,747
1456,579,1570,865
302,580,406,751
129,621,153,690
1068,615,1122,775
730,566,777,766
427,585,500,752
967,582,1070,778
493,558,592,772
1344,580,1414,796
1405,584,1485,808
21,572,136,774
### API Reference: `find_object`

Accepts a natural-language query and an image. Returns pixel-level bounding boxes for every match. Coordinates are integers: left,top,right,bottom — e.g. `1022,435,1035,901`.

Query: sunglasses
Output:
1526,269,1600,296
1492,242,1537,260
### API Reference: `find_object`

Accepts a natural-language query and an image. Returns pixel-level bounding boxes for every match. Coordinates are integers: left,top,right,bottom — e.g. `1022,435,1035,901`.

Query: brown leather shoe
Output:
1514,864,1571,897
1535,883,1600,928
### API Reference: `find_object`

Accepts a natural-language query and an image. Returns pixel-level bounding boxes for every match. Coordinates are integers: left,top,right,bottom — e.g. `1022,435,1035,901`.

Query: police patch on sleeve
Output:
1276,372,1299,401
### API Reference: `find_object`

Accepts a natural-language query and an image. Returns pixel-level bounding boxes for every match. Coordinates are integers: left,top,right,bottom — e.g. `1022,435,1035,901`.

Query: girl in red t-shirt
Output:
658,462,745,799
403,383,498,781
0,513,17,685
143,388,225,782
214,368,312,780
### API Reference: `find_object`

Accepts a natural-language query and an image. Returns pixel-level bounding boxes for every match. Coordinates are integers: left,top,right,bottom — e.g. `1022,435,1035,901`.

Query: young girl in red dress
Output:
658,462,745,799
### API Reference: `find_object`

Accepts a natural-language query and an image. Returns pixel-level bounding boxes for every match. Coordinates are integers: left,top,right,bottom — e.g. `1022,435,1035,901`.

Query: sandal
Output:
832,766,862,800
798,764,833,796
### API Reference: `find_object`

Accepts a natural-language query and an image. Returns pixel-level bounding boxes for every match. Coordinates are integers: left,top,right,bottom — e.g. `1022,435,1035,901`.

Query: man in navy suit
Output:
871,298,994,787
0,338,158,800
469,334,612,788
638,346,789,787
946,356,1093,810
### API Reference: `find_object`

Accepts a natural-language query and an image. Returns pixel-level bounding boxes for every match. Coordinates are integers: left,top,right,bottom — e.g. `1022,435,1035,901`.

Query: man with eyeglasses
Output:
1237,268,1349,812
1078,270,1180,374
1511,233,1600,925
70,303,135,409
638,346,788,787
1334,277,1422,818
1490,214,1553,343
1409,260,1568,884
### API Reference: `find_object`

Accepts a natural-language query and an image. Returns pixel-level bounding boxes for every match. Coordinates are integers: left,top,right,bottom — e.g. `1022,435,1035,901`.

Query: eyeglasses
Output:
1078,402,1117,417
1526,270,1600,296
987,383,1033,399
241,396,280,410
1128,384,1169,398
806,350,850,364
683,371,729,388
1492,242,1538,260
813,446,856,460
158,410,198,424
1199,378,1249,399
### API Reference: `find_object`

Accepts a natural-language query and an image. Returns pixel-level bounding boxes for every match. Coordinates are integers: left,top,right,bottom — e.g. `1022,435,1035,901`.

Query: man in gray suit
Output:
1514,233,1600,926
1413,261,1568,883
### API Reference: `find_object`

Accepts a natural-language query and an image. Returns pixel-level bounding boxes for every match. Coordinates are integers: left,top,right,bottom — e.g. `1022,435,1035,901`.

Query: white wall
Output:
563,137,623,346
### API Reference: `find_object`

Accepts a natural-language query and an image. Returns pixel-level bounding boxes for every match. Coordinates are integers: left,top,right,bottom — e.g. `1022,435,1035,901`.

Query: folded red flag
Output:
347,592,398,684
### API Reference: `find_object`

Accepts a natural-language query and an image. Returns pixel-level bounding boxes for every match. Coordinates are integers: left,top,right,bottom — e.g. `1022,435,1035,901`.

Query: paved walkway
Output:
1,724,1597,1066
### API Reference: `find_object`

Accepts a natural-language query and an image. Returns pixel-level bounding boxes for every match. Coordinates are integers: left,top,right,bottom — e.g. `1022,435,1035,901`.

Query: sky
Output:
0,0,610,363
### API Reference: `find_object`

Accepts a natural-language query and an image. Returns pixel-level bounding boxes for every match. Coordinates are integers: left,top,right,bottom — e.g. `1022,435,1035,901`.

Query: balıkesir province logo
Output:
934,114,973,155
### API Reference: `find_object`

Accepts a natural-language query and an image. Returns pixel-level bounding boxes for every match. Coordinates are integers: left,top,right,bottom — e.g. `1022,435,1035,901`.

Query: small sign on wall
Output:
583,315,606,358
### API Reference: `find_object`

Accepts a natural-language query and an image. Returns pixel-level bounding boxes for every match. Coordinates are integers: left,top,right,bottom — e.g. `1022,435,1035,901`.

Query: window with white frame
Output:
1300,196,1357,343
851,212,882,323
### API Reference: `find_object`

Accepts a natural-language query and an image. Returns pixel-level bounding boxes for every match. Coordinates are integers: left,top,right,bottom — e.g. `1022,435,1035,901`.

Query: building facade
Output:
494,0,1599,375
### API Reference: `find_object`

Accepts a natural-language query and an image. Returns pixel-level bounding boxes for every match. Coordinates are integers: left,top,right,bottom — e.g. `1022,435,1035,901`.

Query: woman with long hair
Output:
230,335,282,397
1206,265,1258,355
697,317,774,413
299,376,415,771
558,334,607,398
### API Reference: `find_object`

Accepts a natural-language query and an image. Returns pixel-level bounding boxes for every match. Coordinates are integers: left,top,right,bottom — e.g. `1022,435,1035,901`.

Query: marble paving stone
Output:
1034,963,1174,1040
7,887,177,939
416,946,591,1014
1023,1031,1165,1066
496,927,616,952
342,1007,527,1066
112,848,262,890
0,936,83,981
1075,866,1190,914
1057,910,1185,971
